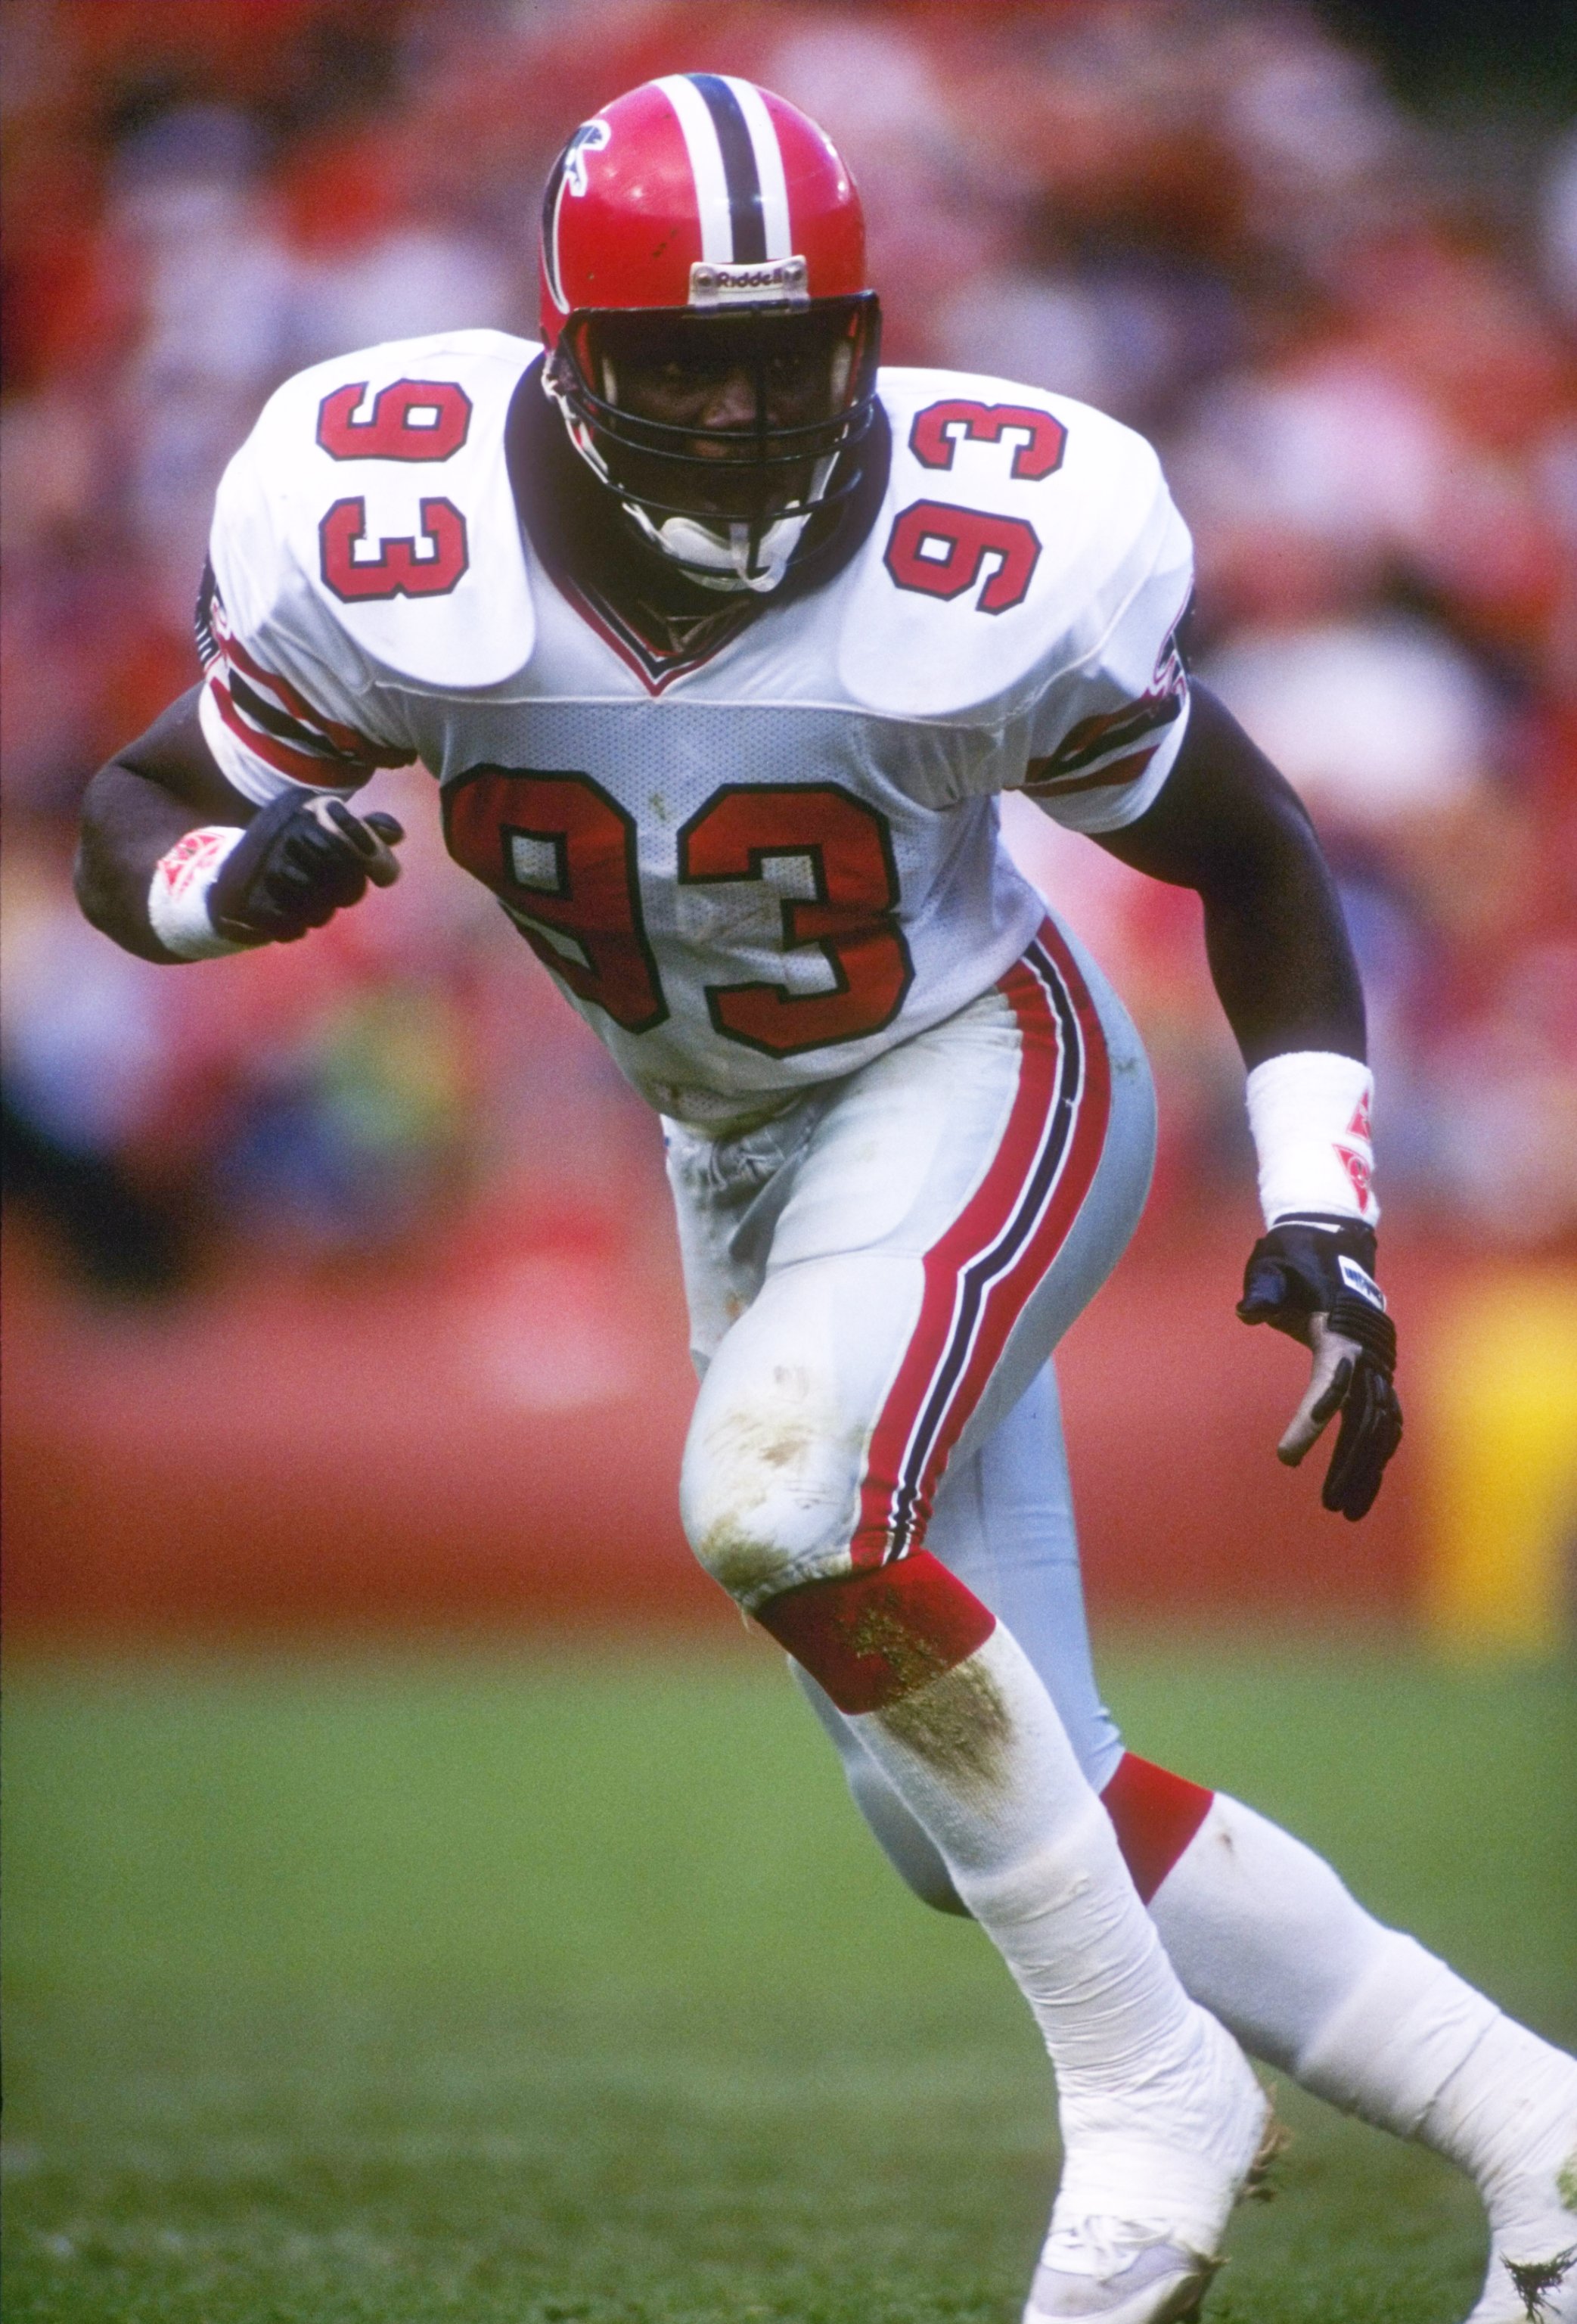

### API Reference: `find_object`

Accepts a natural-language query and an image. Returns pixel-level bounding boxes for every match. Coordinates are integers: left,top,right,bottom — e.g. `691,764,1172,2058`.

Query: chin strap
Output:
623,502,810,592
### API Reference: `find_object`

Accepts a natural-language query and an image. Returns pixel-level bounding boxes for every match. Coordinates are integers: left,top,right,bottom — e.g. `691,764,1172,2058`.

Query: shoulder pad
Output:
222,331,539,691
837,365,1177,719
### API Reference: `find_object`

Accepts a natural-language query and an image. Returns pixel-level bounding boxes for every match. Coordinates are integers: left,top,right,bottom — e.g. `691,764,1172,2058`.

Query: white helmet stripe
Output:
655,73,735,263
724,77,793,261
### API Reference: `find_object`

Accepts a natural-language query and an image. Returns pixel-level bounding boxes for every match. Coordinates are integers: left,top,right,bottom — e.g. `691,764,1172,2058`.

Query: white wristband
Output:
147,826,249,960
1245,1050,1378,1230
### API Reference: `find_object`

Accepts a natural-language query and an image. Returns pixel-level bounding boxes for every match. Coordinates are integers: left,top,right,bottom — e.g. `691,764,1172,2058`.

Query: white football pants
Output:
667,909,1150,1771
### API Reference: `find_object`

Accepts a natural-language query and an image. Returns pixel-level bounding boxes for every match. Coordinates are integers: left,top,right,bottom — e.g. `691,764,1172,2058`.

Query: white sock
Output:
851,1623,1260,2235
1420,2017,1577,2257
1150,1791,1576,2195
796,1672,1573,2278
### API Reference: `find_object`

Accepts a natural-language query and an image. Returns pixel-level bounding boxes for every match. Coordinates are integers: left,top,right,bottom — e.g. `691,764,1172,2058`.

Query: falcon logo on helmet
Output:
539,75,881,592
540,120,610,312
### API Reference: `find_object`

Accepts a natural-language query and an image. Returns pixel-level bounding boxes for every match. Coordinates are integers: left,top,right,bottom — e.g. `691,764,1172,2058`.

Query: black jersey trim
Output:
225,666,370,772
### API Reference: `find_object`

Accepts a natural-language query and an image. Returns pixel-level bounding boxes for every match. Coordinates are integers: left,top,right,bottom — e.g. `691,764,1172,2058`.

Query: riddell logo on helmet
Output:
689,256,810,309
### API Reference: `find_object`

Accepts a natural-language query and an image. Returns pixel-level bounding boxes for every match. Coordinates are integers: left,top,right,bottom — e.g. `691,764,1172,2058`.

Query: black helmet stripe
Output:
687,73,767,263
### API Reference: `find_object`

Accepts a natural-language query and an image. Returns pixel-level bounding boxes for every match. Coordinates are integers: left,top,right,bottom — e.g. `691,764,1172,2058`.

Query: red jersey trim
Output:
1023,744,1159,799
207,677,372,790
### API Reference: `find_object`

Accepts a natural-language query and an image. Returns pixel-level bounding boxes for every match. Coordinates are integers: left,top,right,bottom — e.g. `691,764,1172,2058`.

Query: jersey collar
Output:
505,353,890,694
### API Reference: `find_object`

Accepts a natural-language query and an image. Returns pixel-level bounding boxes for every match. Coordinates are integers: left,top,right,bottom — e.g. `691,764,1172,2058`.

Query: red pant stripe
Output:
852,918,1111,1564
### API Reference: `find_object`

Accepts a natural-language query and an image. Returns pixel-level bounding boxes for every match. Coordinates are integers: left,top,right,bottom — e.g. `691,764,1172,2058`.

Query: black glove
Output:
209,794,404,945
1237,1214,1402,1521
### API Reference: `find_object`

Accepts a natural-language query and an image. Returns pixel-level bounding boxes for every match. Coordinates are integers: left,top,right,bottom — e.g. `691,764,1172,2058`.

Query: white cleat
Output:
1467,2222,1577,2324
1461,2054,1577,2323
1024,2231,1220,2323
1023,2019,1274,2324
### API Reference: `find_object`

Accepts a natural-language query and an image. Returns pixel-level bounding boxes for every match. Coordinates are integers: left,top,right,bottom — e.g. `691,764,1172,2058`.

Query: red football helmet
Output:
539,75,881,589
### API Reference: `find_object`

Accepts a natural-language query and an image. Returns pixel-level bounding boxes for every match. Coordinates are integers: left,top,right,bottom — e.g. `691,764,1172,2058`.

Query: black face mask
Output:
548,294,882,559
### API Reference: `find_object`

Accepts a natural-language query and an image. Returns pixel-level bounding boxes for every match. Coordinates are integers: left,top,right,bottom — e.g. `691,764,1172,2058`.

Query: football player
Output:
76,76,1575,2324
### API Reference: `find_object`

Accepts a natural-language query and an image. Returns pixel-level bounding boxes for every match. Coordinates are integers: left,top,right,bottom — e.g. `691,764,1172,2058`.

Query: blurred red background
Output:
3,0,1574,1643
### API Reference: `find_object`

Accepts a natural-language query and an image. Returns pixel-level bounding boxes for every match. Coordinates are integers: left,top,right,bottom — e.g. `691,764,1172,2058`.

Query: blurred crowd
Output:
3,0,1575,1295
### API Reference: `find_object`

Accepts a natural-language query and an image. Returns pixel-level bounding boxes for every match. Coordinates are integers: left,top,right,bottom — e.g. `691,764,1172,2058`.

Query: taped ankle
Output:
1297,1931,1499,2129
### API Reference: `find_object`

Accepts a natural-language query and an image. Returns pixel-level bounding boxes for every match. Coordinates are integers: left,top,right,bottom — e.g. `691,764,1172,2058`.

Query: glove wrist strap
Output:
1246,1050,1378,1231
1326,1290,1396,1364
147,827,250,960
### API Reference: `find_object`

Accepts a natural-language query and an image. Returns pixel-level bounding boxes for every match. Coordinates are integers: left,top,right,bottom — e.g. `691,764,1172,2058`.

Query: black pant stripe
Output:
886,944,1085,1552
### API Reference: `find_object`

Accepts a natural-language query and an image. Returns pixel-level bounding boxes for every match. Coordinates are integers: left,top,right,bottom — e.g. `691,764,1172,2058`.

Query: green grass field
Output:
5,1635,1574,2324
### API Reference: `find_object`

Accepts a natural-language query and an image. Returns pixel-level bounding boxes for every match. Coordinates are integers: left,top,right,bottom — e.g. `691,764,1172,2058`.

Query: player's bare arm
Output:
76,685,403,965
1091,683,1402,1524
1094,679,1363,1070
1092,679,1402,1519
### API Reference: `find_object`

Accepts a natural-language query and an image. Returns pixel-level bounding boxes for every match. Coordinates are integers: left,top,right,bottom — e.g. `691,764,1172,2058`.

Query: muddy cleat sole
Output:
1467,2233,1577,2323
1460,2061,1577,2323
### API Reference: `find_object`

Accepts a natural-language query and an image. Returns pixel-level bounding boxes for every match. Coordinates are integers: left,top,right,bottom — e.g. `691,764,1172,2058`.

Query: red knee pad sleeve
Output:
756,1552,996,1714
1101,1751,1215,1903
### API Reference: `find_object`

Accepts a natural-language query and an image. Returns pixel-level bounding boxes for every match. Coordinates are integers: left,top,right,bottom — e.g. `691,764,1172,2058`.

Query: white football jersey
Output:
199,329,1193,1127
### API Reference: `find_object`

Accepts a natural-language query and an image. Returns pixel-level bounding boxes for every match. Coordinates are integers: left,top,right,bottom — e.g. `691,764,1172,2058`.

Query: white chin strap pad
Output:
545,365,818,596
628,505,810,593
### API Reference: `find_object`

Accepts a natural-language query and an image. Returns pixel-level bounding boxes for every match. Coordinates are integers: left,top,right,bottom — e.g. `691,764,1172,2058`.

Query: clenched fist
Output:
209,794,405,945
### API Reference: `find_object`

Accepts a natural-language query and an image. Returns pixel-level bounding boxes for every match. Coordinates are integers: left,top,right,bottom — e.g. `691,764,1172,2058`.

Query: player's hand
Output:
1237,1216,1402,1521
209,794,404,945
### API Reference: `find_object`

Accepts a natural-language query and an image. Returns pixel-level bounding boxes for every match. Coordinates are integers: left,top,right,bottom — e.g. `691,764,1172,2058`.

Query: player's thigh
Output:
945,927,1154,1471
678,1245,925,1604
680,987,1029,1602
665,1102,820,1374
843,916,1153,1559
682,916,1154,1605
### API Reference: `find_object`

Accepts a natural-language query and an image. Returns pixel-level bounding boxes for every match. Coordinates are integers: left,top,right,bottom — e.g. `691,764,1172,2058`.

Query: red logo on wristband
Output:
157,828,231,899
1335,1143,1373,1209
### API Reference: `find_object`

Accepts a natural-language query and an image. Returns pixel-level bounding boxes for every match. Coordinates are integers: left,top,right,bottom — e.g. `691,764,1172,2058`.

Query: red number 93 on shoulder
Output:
318,498,469,602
